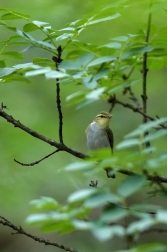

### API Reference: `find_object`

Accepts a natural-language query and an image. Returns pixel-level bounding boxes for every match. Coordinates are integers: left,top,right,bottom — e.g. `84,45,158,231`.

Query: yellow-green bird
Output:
85,111,115,178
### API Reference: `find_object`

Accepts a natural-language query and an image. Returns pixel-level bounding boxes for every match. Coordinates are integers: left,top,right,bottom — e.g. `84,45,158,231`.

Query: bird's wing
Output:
106,128,114,153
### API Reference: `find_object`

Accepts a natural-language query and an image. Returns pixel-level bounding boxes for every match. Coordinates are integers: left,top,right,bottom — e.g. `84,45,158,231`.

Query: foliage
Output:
1,0,167,251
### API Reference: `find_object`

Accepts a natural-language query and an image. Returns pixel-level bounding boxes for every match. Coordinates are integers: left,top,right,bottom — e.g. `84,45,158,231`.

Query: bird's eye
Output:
99,115,104,118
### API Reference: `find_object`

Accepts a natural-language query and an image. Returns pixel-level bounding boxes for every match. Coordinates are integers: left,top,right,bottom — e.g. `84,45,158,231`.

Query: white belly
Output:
86,122,110,150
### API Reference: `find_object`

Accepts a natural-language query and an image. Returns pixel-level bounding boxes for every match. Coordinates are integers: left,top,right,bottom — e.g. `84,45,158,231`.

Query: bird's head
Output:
94,111,112,128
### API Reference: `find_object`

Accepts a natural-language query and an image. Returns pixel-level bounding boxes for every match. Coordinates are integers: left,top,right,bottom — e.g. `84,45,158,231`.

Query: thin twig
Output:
128,87,142,111
143,228,167,234
56,82,63,143
108,95,167,128
53,46,64,143
0,216,79,252
141,0,152,148
146,169,167,193
142,2,152,118
14,149,60,166
118,168,167,184
122,68,142,110
109,95,153,119
109,96,151,121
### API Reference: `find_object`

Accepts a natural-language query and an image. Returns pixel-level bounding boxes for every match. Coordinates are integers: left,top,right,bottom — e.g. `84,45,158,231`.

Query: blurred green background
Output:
0,0,167,251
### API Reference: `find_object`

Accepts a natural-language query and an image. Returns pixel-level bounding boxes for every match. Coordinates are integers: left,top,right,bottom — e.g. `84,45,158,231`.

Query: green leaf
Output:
16,29,56,50
2,24,16,31
86,87,106,99
33,20,50,28
0,20,6,26
117,175,146,198
157,210,167,223
121,46,154,60
32,39,56,50
111,36,129,41
25,67,51,77
30,197,59,211
101,1,130,11
109,79,140,94
82,75,97,89
81,13,121,28
45,70,68,79
76,99,97,109
41,220,75,234
26,213,51,225
66,90,97,108
0,60,6,68
93,68,109,81
116,139,139,149
72,219,93,230
127,217,157,234
56,33,73,41
144,130,167,143
66,91,86,105
68,188,96,203
2,51,24,59
125,118,167,138
26,211,71,232
100,206,128,223
13,62,40,70
65,161,95,171
33,57,55,67
148,57,166,70
99,42,122,49
89,148,115,160
23,23,39,32
84,192,121,208
76,53,94,67
88,56,116,67
92,225,124,241
7,36,30,46
1,11,30,20
2,75,31,84
146,158,159,169
60,60,79,70
59,27,75,32
0,68,16,77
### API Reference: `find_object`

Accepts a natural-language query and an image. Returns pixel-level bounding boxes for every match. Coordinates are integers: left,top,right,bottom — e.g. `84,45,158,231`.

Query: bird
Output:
85,111,115,178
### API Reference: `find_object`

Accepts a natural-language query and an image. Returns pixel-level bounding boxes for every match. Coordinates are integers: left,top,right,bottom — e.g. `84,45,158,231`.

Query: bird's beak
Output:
108,115,113,119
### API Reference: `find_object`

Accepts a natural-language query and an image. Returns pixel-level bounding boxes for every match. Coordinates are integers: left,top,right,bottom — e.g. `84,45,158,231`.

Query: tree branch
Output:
118,169,167,184
0,216,79,252
143,228,167,234
109,95,153,119
0,107,87,159
1,105,167,183
141,1,152,148
127,87,142,111
108,95,167,129
14,149,60,166
142,1,152,119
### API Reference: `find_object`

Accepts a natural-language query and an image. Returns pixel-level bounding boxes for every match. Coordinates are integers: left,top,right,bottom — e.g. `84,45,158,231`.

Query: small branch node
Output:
1,102,8,110
89,180,98,187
